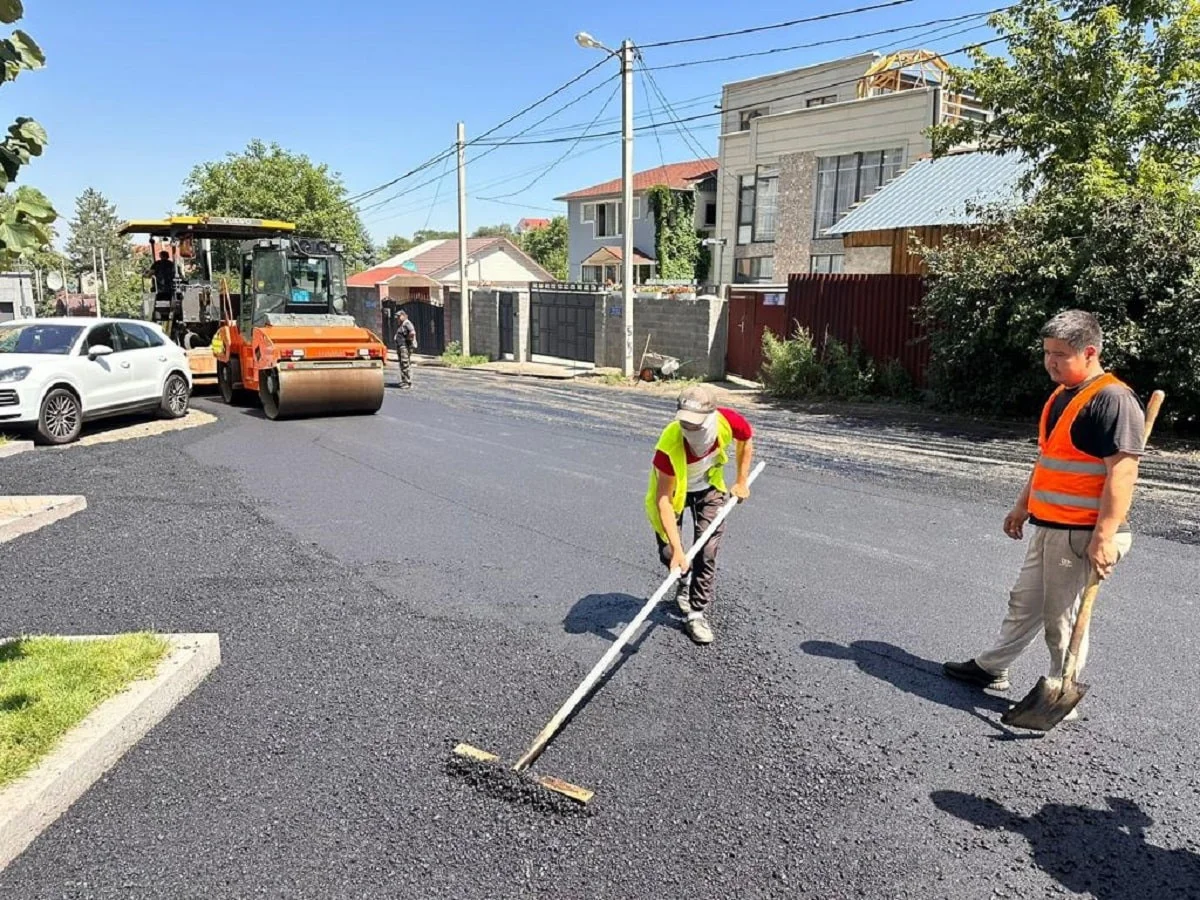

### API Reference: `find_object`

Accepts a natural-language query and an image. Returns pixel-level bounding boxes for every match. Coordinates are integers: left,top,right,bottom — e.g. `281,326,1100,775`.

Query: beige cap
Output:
675,384,716,425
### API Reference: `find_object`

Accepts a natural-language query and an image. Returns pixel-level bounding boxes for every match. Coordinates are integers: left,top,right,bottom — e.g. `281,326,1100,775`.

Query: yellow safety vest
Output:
645,417,734,541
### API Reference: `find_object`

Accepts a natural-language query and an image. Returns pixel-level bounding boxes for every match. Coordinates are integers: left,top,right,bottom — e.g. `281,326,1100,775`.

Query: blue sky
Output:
11,0,1001,249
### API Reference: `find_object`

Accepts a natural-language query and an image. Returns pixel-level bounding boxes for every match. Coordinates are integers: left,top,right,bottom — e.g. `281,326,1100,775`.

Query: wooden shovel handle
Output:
1064,389,1165,683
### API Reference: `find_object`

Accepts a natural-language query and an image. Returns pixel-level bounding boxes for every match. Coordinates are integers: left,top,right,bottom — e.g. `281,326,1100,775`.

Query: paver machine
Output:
119,216,386,419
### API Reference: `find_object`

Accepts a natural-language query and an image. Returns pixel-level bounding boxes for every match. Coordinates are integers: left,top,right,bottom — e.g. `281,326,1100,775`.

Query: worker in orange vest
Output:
943,310,1146,714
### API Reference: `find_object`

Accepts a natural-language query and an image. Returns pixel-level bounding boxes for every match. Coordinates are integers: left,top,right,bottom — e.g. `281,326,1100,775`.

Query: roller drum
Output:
259,364,384,420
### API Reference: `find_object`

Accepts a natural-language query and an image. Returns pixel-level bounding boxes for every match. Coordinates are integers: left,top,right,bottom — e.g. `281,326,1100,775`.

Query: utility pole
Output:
620,38,635,378
457,121,471,357
99,246,108,294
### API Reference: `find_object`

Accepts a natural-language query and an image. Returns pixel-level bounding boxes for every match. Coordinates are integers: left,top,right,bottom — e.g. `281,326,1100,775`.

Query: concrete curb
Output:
0,441,34,459
0,495,87,544
0,633,221,872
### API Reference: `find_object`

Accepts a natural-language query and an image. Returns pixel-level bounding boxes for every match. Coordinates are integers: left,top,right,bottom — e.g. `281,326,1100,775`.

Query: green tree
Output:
472,223,513,238
179,139,372,271
930,0,1200,199
64,187,130,276
412,228,457,243
518,215,567,281
382,234,414,257
0,2,55,269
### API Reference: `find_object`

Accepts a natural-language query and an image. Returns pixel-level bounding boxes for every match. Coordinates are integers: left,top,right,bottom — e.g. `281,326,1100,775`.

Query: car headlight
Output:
0,366,31,383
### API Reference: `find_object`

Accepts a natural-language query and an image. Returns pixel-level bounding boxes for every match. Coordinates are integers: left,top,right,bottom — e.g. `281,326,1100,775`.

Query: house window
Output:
585,198,638,237
754,167,779,242
733,256,775,284
738,107,768,130
813,148,904,237
806,95,838,107
810,254,844,274
582,265,603,283
737,167,779,244
704,202,717,227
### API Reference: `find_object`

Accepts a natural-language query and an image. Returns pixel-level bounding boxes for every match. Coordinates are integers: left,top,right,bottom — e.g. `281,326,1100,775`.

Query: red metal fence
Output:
785,274,930,385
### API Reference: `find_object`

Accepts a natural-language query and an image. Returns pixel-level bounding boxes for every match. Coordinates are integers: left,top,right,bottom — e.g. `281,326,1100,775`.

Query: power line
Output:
640,0,917,48
638,55,713,162
346,54,616,208
637,62,670,169
479,81,622,201
421,154,453,231
355,74,620,215
474,30,1019,147
642,8,1007,71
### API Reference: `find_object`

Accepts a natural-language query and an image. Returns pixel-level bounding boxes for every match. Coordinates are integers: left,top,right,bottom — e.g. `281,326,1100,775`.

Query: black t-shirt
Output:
1031,374,1146,530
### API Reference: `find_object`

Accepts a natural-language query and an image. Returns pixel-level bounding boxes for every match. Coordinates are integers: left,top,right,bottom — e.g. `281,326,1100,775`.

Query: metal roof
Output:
826,151,1028,235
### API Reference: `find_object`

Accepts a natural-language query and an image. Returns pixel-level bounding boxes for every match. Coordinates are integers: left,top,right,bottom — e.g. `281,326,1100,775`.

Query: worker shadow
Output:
931,791,1200,899
554,591,680,740
801,640,1028,735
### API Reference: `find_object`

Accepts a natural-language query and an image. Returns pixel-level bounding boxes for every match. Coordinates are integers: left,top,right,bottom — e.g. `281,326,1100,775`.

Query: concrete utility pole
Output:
457,121,471,357
577,31,637,377
92,247,102,317
98,246,108,294
619,38,635,378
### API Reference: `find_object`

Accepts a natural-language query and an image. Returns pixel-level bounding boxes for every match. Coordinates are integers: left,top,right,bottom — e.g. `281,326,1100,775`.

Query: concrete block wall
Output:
470,290,500,360
597,293,728,380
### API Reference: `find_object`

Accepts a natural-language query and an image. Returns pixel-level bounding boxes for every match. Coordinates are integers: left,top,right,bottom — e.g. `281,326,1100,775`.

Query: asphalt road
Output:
2,369,1198,899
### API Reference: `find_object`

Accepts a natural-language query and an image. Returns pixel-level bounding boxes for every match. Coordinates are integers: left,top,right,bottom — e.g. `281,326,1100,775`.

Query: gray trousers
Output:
398,342,412,387
976,527,1133,679
656,486,727,612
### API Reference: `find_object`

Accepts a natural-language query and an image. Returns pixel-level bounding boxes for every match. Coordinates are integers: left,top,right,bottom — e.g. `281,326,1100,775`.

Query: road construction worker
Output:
394,310,417,389
944,310,1146,712
151,251,177,323
646,384,754,645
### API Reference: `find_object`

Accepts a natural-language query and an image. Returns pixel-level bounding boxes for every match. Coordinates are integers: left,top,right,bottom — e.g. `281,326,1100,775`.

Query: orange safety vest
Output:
1028,372,1126,527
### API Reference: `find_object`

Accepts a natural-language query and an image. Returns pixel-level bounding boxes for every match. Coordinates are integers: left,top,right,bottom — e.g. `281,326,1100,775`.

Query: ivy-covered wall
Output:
646,185,700,281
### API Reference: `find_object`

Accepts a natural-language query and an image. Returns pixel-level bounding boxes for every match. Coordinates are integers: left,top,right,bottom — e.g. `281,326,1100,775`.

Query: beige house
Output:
714,51,988,284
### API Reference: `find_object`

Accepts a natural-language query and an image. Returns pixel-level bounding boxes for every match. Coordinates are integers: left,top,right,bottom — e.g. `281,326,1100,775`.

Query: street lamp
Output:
577,31,635,378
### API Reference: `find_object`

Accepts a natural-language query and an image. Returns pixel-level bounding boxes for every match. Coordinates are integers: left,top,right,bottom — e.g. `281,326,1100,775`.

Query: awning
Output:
582,246,656,267
380,271,442,289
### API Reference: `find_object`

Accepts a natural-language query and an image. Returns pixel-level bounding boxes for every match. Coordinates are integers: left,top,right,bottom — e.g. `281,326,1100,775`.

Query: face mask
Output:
683,412,718,454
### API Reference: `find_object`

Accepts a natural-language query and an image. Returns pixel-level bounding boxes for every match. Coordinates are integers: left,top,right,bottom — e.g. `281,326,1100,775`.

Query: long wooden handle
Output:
512,460,766,772
1063,388,1165,683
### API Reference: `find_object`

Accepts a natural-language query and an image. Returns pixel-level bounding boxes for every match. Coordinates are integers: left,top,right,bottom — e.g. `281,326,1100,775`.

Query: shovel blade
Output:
1001,676,1089,731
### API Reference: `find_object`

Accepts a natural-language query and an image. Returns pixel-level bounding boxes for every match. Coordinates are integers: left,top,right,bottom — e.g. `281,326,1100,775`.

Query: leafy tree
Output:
0,2,55,269
179,139,371,271
518,215,567,281
472,223,514,238
382,234,414,257
930,0,1200,199
412,228,457,243
64,187,130,276
919,0,1200,428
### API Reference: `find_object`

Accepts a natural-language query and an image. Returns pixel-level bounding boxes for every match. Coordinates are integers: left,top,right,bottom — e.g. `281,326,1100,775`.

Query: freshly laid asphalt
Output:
1,368,1197,898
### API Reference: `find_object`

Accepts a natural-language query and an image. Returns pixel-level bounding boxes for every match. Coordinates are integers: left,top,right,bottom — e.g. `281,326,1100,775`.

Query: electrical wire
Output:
479,81,622,201
421,153,453,231
640,0,917,48
642,7,1008,71
638,55,713,162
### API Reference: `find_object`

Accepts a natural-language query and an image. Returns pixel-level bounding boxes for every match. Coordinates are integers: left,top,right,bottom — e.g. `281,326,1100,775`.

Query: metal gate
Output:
388,300,445,355
498,291,515,357
529,282,599,363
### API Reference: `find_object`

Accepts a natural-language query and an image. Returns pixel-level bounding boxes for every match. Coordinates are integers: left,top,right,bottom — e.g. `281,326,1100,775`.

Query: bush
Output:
920,190,1200,429
761,324,913,401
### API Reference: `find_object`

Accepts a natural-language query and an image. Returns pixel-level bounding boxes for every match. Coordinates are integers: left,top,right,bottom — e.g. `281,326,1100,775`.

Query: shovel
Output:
1001,388,1164,731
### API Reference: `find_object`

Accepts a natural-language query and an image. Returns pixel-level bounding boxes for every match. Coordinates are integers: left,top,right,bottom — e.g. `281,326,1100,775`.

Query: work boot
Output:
684,611,713,645
942,659,1010,691
674,578,692,616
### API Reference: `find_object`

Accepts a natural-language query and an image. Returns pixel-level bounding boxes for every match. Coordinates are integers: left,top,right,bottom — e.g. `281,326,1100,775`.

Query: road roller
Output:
210,232,386,419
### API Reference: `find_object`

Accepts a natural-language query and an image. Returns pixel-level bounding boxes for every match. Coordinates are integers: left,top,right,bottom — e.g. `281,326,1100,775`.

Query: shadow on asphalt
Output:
800,639,1029,732
931,791,1200,899
549,592,680,752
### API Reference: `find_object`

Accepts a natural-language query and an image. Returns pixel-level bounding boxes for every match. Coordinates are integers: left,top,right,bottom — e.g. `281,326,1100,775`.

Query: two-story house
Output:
714,50,988,283
555,159,718,284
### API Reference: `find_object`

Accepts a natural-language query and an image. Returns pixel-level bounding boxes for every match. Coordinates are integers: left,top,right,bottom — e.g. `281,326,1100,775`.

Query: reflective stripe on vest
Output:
644,417,733,541
1026,372,1125,527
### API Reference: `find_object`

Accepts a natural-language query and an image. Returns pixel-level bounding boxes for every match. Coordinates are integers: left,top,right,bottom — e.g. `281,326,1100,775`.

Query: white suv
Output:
0,317,193,445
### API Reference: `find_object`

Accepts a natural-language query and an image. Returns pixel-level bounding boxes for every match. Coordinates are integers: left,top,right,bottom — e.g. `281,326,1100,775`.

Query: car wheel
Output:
36,388,82,445
161,371,191,419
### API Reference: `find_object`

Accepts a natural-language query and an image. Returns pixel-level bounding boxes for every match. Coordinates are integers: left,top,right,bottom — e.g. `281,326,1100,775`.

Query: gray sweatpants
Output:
976,526,1133,679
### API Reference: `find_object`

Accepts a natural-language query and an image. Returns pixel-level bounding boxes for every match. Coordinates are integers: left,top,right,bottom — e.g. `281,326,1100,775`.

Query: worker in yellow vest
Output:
646,384,754,645
944,310,1146,714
